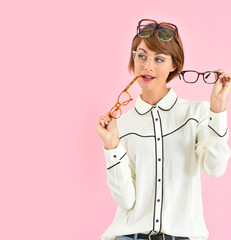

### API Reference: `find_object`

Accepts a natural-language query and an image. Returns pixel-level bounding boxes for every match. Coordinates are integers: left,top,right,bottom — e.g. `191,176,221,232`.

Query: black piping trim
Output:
163,118,199,137
120,152,127,160
107,161,121,170
118,118,198,140
106,153,127,170
119,133,155,139
151,111,157,233
134,106,153,115
158,97,178,111
157,110,164,233
208,125,228,137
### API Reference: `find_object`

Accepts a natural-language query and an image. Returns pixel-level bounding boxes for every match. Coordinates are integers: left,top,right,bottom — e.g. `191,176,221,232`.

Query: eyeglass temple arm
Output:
124,75,142,91
119,75,142,101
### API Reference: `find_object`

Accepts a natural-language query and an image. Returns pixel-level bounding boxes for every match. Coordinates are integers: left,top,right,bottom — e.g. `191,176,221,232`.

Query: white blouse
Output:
101,87,230,240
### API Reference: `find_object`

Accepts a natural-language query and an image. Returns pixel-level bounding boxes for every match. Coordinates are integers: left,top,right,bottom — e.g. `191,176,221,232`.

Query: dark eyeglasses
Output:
178,70,221,84
137,19,179,41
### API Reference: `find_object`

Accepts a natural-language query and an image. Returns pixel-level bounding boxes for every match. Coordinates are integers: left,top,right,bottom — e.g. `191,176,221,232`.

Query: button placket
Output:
152,110,163,233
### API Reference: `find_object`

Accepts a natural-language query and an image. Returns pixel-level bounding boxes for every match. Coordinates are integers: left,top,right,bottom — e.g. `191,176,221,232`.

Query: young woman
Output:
96,19,231,240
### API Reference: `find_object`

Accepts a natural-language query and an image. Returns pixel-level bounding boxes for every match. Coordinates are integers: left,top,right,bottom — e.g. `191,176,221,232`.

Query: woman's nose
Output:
144,58,154,71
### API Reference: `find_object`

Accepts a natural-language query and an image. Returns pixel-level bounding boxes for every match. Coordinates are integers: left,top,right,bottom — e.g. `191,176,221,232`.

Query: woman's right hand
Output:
96,111,120,150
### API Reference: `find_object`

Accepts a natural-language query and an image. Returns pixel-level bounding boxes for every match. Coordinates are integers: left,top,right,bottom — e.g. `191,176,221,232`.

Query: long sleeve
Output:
195,101,231,177
103,138,136,210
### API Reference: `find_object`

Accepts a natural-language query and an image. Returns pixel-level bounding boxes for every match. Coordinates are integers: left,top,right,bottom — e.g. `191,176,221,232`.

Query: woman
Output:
96,19,231,240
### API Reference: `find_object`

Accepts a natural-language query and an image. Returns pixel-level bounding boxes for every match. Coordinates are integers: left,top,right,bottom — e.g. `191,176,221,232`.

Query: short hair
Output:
128,26,185,83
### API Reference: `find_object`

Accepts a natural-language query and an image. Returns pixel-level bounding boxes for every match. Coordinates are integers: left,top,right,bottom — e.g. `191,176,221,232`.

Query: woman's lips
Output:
142,77,156,82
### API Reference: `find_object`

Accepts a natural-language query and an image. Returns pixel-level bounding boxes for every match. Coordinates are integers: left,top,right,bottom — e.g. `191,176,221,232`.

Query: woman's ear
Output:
170,62,177,72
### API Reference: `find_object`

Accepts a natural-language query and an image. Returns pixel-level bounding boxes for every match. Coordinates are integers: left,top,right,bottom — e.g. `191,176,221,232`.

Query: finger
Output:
103,116,112,124
221,74,231,79
100,119,109,127
219,74,231,83
109,112,117,120
96,120,105,129
96,121,109,136
218,72,229,77
106,112,114,120
212,78,224,95
106,112,112,121
215,69,225,73
215,70,225,79
218,71,229,77
219,83,231,96
99,115,110,122
99,120,105,127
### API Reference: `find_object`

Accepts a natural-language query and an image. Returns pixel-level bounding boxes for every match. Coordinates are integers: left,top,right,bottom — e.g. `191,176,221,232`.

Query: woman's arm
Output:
195,101,231,177
104,138,136,210
196,69,231,177
96,112,136,210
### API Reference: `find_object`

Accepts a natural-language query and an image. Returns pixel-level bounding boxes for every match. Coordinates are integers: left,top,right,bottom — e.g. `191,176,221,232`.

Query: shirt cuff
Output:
103,141,127,170
208,109,228,137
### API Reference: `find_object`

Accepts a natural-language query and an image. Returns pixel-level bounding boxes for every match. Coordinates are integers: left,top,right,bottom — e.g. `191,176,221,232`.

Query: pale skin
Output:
96,40,231,149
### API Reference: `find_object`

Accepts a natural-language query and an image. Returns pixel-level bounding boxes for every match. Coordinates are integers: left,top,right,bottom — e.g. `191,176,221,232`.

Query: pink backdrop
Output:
0,0,230,239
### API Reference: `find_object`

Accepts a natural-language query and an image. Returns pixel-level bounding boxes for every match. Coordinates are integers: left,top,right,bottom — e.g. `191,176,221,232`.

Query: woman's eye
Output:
155,57,164,63
138,54,147,59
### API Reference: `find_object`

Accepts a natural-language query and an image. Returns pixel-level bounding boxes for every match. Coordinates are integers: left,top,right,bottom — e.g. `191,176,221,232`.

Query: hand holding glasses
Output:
178,70,222,84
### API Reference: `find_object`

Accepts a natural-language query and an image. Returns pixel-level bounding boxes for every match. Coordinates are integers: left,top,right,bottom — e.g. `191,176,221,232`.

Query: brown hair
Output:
128,29,184,83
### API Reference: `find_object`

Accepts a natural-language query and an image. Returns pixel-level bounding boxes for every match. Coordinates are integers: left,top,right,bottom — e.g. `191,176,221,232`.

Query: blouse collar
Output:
134,88,178,115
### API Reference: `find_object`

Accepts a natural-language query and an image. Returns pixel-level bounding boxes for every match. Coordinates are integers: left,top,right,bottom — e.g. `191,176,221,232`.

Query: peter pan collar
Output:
134,88,178,115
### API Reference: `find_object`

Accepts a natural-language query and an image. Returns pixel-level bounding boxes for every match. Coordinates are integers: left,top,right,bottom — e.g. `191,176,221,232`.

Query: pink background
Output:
0,0,230,239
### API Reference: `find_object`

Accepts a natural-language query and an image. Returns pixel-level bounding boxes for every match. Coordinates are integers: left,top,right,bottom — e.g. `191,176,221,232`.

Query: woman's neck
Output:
140,87,170,106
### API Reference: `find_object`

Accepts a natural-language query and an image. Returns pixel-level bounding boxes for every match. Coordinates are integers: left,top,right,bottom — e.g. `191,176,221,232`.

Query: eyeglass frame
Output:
178,70,222,84
109,75,142,119
132,50,172,67
137,18,179,40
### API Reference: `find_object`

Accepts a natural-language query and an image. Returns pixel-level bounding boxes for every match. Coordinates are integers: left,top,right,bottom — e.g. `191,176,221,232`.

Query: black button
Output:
155,118,158,121
209,117,212,120
157,138,160,141
113,155,117,158
157,199,160,202
158,179,161,182
156,219,159,222
154,106,156,108
158,158,161,161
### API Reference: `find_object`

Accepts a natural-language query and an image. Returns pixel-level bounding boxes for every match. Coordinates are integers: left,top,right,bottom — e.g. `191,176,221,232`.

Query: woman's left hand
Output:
210,69,231,113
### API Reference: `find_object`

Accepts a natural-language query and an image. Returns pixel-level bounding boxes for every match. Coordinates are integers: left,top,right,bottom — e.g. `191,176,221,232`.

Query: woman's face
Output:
134,40,176,91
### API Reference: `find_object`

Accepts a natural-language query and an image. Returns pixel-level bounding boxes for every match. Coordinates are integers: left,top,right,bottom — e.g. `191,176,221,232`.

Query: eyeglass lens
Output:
110,106,122,119
133,50,170,68
138,20,156,34
183,71,219,83
118,92,131,105
157,26,175,41
138,20,175,40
